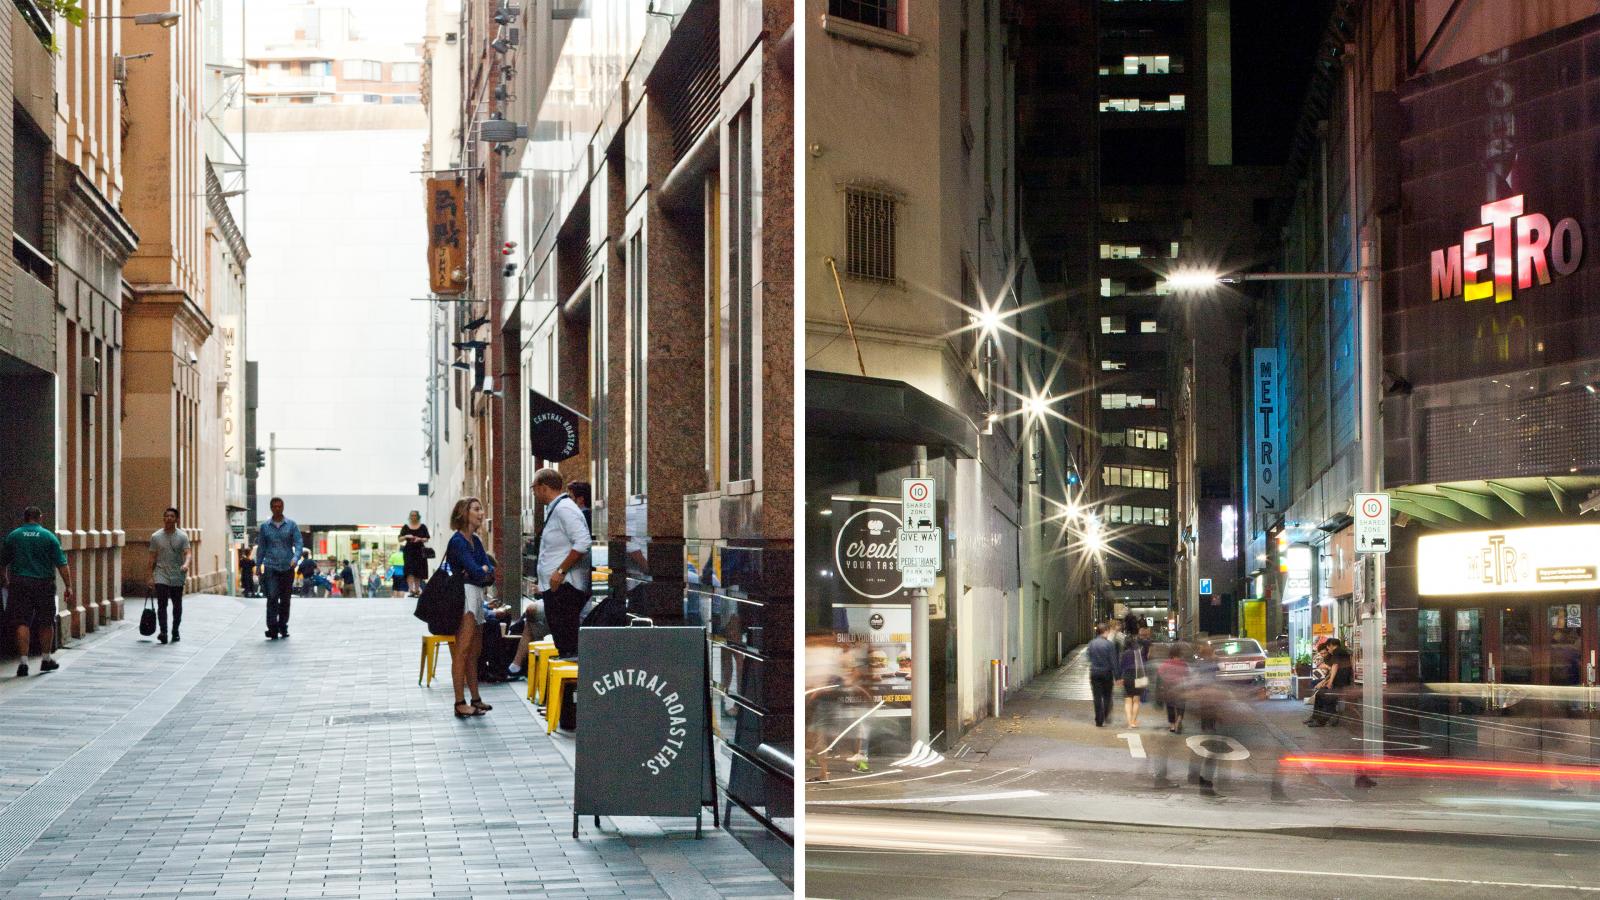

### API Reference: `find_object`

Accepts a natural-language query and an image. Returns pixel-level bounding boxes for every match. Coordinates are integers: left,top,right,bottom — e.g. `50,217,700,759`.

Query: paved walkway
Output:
0,594,790,899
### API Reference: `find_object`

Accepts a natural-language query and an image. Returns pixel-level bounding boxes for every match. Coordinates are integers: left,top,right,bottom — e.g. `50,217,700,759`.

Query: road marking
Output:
807,790,1047,806
810,768,904,784
964,767,1018,785
806,847,1600,892
1116,732,1146,759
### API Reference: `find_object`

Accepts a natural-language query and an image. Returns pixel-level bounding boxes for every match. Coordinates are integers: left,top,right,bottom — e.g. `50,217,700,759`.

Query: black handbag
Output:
414,565,464,636
138,596,158,636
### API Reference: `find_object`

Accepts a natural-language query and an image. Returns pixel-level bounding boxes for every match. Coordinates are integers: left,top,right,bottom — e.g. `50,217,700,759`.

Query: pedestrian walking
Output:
148,506,191,644
1158,643,1189,733
254,497,303,640
296,552,318,598
399,511,431,597
388,548,406,598
1121,634,1149,728
1086,622,1119,727
237,547,256,597
340,559,357,598
1,506,74,677
531,467,592,659
446,496,496,718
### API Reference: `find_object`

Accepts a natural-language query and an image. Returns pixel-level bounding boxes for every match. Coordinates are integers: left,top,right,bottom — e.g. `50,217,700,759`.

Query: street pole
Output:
1348,46,1385,760
911,445,930,747
269,431,276,500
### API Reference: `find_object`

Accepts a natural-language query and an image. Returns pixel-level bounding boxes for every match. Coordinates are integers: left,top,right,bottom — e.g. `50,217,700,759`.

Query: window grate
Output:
829,0,898,30
844,186,897,283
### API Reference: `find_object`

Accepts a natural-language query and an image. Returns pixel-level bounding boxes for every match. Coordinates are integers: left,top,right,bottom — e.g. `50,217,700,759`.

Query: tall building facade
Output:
1251,1,1600,761
804,0,1079,754
427,0,795,867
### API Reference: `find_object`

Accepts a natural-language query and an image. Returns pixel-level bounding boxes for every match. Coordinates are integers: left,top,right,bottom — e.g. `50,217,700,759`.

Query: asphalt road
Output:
805,808,1600,898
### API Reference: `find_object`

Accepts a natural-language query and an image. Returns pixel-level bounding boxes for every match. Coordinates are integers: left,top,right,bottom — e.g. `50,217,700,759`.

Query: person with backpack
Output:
446,496,496,718
531,467,592,660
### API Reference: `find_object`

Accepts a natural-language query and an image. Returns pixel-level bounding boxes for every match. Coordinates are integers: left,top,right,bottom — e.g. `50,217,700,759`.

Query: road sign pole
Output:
910,449,930,747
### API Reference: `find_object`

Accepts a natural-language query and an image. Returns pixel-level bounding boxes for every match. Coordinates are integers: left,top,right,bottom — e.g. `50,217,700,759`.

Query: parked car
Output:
1200,637,1267,683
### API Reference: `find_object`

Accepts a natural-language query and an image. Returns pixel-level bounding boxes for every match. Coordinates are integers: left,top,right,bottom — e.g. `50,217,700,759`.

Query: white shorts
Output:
464,583,487,625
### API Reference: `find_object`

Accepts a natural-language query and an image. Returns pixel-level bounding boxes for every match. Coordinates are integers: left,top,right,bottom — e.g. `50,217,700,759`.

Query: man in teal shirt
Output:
1,506,75,677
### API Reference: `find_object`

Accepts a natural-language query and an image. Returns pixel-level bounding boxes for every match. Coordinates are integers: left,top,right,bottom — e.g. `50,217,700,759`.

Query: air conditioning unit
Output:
79,356,100,396
478,120,528,143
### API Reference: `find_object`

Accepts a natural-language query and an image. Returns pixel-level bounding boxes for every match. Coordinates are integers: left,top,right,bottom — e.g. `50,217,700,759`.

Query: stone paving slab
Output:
0,595,791,899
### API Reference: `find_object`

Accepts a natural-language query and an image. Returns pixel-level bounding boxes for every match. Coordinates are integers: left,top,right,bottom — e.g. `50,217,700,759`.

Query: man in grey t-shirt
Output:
149,506,191,644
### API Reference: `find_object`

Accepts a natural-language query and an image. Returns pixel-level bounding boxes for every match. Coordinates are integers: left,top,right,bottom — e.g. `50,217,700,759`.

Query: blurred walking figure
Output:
339,559,358,598
237,547,256,597
388,548,406,598
148,506,191,644
1,506,74,676
446,496,496,718
805,635,874,780
1158,643,1189,733
399,511,431,596
254,498,302,640
1087,622,1119,727
1121,631,1149,728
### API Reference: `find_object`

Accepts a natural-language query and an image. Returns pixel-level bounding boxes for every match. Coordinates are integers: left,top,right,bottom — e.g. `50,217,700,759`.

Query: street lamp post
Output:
268,432,342,499
89,12,182,28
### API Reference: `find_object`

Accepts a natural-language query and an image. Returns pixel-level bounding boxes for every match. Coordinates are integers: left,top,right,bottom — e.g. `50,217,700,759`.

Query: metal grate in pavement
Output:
325,710,420,727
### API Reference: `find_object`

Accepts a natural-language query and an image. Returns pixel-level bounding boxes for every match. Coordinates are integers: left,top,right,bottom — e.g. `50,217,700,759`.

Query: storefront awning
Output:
806,370,979,459
1389,476,1600,528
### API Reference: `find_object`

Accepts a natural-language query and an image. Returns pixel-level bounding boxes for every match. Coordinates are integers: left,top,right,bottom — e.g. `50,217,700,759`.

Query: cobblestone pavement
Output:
0,594,791,899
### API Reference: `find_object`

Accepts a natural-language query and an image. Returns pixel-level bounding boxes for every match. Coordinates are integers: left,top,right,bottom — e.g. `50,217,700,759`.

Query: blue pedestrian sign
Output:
1200,578,1213,596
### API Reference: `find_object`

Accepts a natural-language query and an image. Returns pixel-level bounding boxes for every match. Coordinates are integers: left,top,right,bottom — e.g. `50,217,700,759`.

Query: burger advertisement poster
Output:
830,604,913,713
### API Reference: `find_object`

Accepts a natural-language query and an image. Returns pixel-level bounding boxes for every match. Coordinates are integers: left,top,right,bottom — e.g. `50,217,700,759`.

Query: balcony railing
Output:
13,0,52,48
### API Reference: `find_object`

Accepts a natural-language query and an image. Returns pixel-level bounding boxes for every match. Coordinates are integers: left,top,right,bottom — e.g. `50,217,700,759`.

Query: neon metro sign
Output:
1429,194,1583,303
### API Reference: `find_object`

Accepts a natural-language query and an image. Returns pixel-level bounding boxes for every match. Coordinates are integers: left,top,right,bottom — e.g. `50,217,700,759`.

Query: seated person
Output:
507,597,549,679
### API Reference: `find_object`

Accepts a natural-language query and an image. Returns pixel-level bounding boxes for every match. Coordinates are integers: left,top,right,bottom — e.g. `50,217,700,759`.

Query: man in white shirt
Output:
532,467,591,658
149,506,191,644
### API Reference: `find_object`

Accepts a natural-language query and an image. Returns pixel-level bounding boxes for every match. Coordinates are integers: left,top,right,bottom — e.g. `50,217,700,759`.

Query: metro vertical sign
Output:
1429,194,1583,303
1252,349,1280,526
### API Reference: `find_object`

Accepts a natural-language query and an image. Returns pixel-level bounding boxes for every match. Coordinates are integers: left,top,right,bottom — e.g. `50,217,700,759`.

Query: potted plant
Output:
1293,652,1315,699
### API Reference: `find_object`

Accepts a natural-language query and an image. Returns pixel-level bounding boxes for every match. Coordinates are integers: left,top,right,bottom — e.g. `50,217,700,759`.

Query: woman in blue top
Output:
447,496,496,718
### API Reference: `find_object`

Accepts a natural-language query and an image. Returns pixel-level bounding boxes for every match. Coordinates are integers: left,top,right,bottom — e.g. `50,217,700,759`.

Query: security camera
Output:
187,351,199,366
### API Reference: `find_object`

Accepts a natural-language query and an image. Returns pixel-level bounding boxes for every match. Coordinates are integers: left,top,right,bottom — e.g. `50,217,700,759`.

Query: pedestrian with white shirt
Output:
148,507,191,644
531,467,592,659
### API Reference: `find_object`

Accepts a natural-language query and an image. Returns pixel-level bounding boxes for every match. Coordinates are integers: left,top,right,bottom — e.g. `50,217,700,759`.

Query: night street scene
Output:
0,1,792,897
804,1,1600,897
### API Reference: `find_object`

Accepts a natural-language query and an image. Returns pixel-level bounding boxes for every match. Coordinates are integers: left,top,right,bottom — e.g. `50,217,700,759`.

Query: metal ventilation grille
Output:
845,186,897,283
663,20,720,163
1424,390,1600,482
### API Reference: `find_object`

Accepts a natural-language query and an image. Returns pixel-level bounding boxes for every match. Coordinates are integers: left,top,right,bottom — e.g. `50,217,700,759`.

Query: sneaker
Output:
39,658,58,672
507,665,523,677
158,632,168,644
15,663,27,677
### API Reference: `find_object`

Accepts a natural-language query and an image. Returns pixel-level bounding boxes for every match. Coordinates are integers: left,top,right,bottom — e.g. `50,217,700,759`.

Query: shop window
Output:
1101,360,1126,371
627,233,647,497
12,110,48,283
1419,610,1445,682
727,104,757,482
1456,609,1483,684
1141,319,1161,333
1100,316,1126,334
1549,604,1584,687
1501,607,1533,684
589,283,609,505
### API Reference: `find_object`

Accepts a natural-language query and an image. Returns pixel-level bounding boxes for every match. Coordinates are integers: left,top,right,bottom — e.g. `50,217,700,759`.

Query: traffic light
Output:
249,448,266,472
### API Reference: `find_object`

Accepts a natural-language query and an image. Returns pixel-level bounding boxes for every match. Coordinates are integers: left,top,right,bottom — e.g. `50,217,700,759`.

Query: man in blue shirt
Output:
253,497,303,640
1086,622,1120,727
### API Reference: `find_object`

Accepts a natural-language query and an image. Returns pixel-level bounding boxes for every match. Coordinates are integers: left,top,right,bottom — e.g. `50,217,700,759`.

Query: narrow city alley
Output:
0,598,788,900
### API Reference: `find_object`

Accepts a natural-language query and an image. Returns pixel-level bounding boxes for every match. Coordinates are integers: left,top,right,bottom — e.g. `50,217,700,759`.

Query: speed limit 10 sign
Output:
901,478,936,532
1354,493,1390,554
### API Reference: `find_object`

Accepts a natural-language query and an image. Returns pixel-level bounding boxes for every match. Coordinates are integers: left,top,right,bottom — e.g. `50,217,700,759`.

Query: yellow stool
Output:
529,641,559,702
419,635,455,686
545,660,580,733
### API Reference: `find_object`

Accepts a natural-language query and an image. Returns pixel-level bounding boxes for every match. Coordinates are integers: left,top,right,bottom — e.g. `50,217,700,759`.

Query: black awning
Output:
806,370,978,458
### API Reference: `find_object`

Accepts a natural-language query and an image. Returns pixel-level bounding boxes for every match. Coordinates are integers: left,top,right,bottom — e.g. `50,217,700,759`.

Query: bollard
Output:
990,658,1003,718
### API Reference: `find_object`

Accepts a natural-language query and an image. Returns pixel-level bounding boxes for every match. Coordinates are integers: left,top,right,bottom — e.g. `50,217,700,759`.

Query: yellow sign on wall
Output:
1239,599,1266,644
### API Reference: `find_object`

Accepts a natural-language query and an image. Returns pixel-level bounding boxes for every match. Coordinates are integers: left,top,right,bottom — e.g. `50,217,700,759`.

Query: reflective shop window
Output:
1456,609,1483,684
1501,606,1533,684
1419,609,1445,682
1548,604,1583,687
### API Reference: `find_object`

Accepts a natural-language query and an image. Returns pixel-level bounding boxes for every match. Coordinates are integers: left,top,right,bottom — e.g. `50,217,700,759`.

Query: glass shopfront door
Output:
1454,609,1483,684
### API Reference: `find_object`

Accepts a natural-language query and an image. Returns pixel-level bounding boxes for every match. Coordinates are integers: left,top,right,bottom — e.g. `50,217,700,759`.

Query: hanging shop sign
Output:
1429,195,1582,304
529,390,582,462
1282,545,1312,603
426,178,467,295
833,503,905,600
1417,524,1600,596
1251,349,1280,525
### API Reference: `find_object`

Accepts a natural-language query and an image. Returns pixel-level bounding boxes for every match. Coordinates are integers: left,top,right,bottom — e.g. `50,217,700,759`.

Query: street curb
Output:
808,801,1600,851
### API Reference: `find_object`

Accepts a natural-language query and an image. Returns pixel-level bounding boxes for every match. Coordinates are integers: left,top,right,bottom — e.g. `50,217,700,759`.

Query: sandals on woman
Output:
471,699,493,712
454,702,483,718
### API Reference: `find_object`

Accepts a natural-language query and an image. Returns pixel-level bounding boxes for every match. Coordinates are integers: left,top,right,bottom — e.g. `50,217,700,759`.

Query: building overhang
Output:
1388,476,1600,528
806,370,978,459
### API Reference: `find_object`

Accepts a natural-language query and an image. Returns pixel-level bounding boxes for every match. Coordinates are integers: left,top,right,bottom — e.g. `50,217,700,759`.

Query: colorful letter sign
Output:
1429,194,1582,304
1251,349,1280,525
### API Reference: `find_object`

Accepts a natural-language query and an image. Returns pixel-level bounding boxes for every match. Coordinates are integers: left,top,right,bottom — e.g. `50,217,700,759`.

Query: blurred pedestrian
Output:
1087,622,1118,727
1,506,74,676
237,547,256,597
399,511,431,597
388,548,406,598
340,559,357,598
1121,632,1149,728
446,496,496,718
1158,642,1188,733
296,551,317,598
148,506,190,644
254,498,302,640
